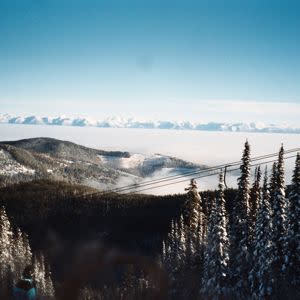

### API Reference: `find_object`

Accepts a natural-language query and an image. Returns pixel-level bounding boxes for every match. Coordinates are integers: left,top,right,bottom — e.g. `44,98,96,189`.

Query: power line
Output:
109,148,299,194
76,148,299,198
126,154,297,194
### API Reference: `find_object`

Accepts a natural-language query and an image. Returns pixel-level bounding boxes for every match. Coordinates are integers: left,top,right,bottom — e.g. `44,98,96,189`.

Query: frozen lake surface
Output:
0,124,299,193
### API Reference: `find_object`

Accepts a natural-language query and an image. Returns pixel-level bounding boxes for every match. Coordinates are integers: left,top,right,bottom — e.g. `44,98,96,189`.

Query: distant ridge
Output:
2,137,130,159
1,113,299,134
0,137,205,189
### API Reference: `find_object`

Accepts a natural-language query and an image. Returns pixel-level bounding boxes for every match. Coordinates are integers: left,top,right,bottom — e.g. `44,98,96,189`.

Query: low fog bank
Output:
115,167,293,196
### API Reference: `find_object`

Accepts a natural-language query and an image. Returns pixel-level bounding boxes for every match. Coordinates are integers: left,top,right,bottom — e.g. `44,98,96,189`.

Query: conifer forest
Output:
0,142,300,299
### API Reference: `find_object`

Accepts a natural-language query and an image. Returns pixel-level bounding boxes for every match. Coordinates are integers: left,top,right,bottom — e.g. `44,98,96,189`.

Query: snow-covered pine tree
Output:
201,172,229,299
177,215,187,266
249,167,273,299
169,219,179,269
201,195,217,297
161,215,190,298
184,179,202,232
44,260,55,297
249,166,262,248
184,225,193,264
0,206,14,297
11,228,32,281
33,253,55,298
269,162,278,213
162,217,183,279
284,153,300,290
184,179,205,267
270,145,288,293
0,206,13,280
162,240,167,264
229,140,251,297
33,254,46,294
0,206,55,298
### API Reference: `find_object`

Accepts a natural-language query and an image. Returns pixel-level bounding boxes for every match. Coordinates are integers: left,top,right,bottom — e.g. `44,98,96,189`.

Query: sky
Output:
0,0,300,124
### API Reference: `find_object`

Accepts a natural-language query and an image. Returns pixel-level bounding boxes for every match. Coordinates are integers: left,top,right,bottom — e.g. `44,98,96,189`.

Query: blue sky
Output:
0,0,300,124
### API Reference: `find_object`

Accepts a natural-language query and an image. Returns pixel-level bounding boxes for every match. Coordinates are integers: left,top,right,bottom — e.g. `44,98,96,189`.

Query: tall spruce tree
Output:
184,179,202,232
0,206,14,298
269,162,278,212
0,206,13,280
249,166,262,248
165,220,177,272
201,172,229,299
174,216,187,267
162,217,186,277
229,140,251,297
33,253,55,298
249,167,273,299
184,179,205,264
270,145,288,293
161,216,190,298
202,196,217,297
11,228,32,281
284,153,300,289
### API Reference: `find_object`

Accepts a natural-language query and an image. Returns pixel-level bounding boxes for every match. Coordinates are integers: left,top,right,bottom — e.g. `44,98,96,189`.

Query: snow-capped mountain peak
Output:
0,113,299,134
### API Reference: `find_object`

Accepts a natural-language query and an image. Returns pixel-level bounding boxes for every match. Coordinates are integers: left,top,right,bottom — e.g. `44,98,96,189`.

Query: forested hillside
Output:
0,137,206,189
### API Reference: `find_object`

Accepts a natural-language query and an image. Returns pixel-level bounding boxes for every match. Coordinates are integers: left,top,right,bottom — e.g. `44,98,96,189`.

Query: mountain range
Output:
0,137,206,190
1,114,299,134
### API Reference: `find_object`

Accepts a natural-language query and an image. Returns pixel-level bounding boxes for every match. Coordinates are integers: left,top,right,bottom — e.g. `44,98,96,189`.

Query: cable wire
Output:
125,154,297,194
102,148,299,194
74,148,299,198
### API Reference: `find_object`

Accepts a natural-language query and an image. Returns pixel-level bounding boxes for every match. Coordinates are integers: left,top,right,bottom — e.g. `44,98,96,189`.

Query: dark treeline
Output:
0,180,227,228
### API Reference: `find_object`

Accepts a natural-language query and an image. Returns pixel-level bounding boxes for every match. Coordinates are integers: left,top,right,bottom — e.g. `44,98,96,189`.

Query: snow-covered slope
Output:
98,153,146,169
98,152,202,177
0,138,206,190
1,114,299,134
0,149,35,176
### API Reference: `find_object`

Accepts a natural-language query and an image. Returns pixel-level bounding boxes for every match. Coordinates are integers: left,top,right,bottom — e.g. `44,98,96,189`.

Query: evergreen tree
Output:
249,167,273,299
0,206,55,298
44,262,55,297
284,153,300,289
270,145,288,293
0,206,13,280
162,240,167,265
161,216,190,298
165,219,177,273
162,216,187,272
269,162,278,212
33,253,55,298
249,166,262,247
184,179,202,233
202,196,217,297
177,215,187,266
184,179,205,267
11,228,32,281
201,172,229,299
229,140,251,297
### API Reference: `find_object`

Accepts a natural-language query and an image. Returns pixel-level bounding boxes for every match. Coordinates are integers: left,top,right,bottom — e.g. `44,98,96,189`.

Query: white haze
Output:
0,124,299,194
